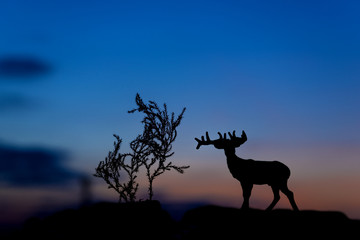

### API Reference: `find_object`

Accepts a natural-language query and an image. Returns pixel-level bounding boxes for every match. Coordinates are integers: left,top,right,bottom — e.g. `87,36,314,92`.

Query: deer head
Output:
195,130,247,150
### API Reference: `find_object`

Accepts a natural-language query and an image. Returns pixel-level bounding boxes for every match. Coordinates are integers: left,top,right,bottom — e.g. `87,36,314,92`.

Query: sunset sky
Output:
0,0,360,226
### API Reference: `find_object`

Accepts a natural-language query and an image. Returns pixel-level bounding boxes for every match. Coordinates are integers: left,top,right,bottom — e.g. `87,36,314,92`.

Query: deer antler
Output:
229,130,247,147
195,130,247,150
195,131,229,149
228,130,236,139
195,131,214,149
218,132,227,139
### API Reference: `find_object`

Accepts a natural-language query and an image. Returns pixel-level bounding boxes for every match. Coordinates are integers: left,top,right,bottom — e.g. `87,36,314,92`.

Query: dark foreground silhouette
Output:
8,201,360,239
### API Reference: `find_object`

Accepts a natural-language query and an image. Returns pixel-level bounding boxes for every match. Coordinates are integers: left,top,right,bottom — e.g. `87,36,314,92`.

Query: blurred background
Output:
0,0,359,229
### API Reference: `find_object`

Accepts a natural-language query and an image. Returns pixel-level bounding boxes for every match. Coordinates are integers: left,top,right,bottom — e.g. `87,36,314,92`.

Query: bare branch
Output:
129,93,189,200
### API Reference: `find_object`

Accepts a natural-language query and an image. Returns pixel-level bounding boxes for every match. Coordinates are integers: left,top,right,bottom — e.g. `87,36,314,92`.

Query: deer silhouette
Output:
195,130,299,211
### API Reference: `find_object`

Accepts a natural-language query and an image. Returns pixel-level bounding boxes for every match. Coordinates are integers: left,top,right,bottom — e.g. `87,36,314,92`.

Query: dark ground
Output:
5,200,360,239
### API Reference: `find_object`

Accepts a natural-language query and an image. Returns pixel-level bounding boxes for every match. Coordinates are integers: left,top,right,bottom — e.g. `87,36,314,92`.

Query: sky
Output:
0,0,360,226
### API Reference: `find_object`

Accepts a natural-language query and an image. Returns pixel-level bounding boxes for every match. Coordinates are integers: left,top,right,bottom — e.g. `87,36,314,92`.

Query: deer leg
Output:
266,185,280,211
280,184,299,211
241,183,253,210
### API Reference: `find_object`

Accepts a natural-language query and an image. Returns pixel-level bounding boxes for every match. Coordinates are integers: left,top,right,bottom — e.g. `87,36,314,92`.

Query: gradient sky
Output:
0,0,360,225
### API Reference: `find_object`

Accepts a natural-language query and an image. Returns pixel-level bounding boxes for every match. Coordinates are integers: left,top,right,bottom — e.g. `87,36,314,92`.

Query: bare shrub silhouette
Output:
195,130,299,211
94,134,146,202
129,93,189,200
95,93,189,202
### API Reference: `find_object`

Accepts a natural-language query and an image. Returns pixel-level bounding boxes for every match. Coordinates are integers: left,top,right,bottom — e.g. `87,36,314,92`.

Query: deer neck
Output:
224,148,244,178
224,148,238,159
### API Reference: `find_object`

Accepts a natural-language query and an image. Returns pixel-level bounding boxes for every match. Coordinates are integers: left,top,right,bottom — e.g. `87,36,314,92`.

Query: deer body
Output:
195,130,299,211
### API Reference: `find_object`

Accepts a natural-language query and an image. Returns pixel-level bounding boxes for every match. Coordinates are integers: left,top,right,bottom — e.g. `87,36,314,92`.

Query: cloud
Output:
0,94,37,112
0,56,51,79
0,142,82,187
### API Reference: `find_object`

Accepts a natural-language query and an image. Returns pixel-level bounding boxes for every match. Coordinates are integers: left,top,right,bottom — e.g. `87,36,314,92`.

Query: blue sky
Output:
0,0,360,224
